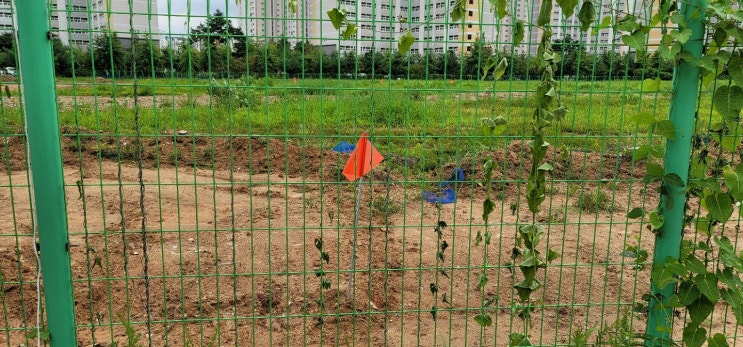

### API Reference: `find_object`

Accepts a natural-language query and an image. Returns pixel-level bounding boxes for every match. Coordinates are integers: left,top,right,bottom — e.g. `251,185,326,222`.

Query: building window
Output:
469,0,474,3
466,46,472,51
468,11,473,16
381,15,390,20
468,24,473,28
467,34,472,40
381,4,390,10
361,2,371,7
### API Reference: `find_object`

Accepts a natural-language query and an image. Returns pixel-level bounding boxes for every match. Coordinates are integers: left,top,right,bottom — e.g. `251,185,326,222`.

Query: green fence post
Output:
645,0,706,344
14,0,78,345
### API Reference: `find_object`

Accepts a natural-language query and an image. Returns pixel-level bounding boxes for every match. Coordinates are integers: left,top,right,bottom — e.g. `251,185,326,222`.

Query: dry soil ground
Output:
0,135,741,346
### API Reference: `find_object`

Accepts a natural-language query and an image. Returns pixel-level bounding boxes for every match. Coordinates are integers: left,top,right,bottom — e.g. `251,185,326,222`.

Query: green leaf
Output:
496,0,508,19
450,0,467,22
342,24,357,40
478,272,489,289
721,124,743,152
592,15,611,35
327,8,345,30
616,15,640,32
705,191,733,223
552,106,568,121
556,0,579,18
482,56,497,80
684,255,708,275
697,56,718,74
670,28,692,44
632,145,650,161
714,237,743,271
729,54,743,87
627,207,644,219
645,163,665,182
697,273,720,302
708,333,730,347
678,281,701,306
669,13,686,27
641,77,661,92
713,85,743,122
577,1,596,32
723,165,743,201
398,31,415,55
655,120,676,140
657,42,682,61
630,112,657,126
663,173,684,188
717,268,743,291
683,326,707,347
514,20,525,46
652,263,679,288
493,57,508,80
483,198,495,222
688,296,715,326
537,0,552,26
631,146,649,162
546,248,560,262
649,211,664,230
474,313,493,327
622,30,647,52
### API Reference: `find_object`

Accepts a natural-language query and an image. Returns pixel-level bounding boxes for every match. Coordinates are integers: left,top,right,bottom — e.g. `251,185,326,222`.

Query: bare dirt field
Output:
0,135,740,346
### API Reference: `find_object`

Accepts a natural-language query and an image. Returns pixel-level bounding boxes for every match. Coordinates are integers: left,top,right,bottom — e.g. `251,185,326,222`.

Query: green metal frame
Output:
14,0,77,345
645,0,707,343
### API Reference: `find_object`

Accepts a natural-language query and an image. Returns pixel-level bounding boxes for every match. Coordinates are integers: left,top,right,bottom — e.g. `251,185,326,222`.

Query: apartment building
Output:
238,0,498,55
0,0,159,48
237,0,300,43
550,0,642,54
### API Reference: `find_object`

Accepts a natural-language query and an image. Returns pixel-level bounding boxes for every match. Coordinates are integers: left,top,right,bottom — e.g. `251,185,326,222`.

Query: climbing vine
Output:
321,0,743,343
619,0,743,345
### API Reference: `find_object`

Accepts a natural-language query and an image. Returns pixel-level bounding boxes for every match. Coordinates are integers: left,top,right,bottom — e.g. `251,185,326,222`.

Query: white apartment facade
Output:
0,0,158,48
238,0,500,55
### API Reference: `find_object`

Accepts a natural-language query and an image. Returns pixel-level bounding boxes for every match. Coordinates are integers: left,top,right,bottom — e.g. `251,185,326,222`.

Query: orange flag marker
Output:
342,132,384,181
292,77,297,83
342,132,384,304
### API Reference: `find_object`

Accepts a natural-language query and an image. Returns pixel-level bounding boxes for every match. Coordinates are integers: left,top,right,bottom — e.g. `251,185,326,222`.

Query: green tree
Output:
462,35,493,78
93,33,127,76
0,32,16,68
131,34,164,76
51,38,72,77
190,9,246,57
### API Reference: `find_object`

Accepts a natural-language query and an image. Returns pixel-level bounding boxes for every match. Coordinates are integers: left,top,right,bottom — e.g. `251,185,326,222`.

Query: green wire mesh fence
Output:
1,0,743,346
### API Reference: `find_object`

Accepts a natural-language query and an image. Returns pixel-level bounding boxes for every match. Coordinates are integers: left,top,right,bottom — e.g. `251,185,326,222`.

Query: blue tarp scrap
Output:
422,188,456,204
332,141,356,153
440,167,465,187
423,167,465,204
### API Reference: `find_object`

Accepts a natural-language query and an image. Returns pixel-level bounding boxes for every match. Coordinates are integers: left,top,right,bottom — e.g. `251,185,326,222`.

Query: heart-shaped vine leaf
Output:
713,85,743,122
557,0,579,18
398,31,415,55
705,191,733,223
577,1,596,32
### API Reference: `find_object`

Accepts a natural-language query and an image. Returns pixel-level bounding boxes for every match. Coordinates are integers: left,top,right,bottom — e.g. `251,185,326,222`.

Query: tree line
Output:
0,9,674,80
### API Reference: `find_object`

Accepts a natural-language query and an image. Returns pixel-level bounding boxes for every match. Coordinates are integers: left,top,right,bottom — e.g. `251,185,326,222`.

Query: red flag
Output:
342,133,384,182
292,77,297,83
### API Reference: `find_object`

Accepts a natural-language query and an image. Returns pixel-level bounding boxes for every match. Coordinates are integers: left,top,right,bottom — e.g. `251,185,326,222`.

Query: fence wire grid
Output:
0,0,742,346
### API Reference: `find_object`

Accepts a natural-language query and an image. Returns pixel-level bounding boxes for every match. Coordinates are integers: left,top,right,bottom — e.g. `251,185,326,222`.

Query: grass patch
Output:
574,189,614,213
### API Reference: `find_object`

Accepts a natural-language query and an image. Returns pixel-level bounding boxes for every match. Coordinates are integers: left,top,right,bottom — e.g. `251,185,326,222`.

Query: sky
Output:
157,0,239,36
